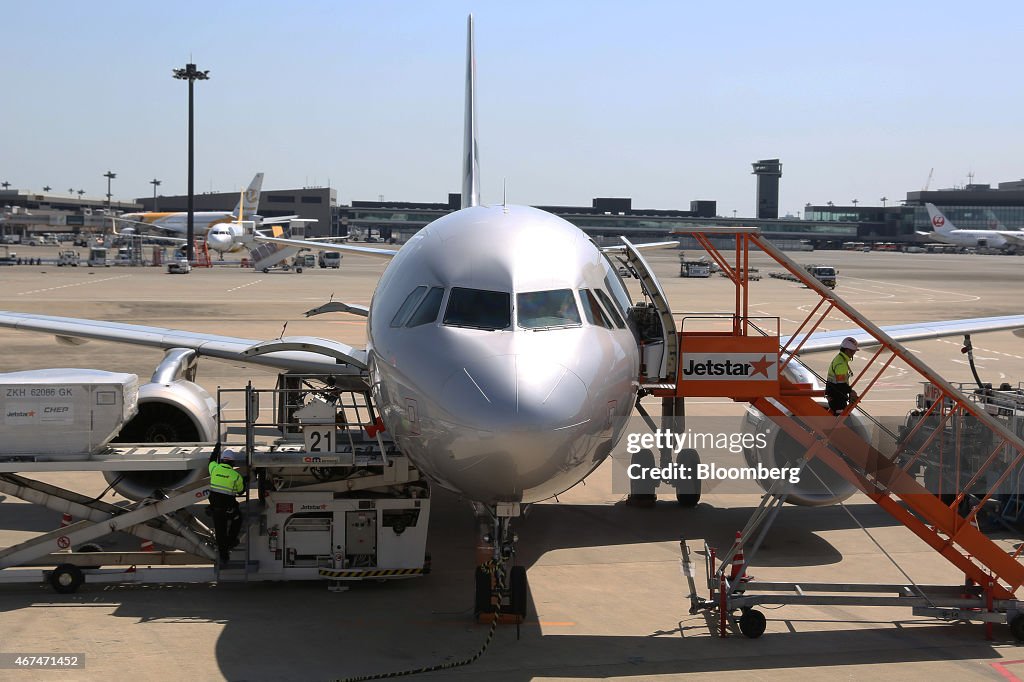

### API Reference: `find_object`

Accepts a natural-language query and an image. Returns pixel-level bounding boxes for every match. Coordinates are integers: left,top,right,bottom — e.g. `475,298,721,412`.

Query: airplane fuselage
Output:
930,228,1010,249
118,212,247,254
367,205,640,505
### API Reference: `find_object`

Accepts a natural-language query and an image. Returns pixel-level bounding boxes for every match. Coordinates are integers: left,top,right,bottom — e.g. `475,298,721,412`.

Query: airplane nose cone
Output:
441,354,589,430
423,354,601,503
207,233,231,252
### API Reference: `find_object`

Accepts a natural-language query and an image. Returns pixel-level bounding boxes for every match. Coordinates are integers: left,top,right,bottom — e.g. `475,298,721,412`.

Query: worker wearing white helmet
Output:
825,337,860,415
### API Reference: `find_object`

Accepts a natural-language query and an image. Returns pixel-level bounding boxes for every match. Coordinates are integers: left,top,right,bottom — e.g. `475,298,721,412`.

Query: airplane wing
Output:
253,234,398,259
0,312,367,372
112,217,182,234
257,215,301,225
602,241,677,253
997,231,1024,247
786,315,1024,355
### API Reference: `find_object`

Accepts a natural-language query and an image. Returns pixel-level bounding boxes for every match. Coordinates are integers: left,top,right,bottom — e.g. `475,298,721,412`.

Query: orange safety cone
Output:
729,531,746,581
60,512,72,528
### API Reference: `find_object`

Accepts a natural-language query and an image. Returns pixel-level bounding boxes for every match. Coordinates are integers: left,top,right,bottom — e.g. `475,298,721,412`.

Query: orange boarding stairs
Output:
193,240,212,267
656,227,1024,624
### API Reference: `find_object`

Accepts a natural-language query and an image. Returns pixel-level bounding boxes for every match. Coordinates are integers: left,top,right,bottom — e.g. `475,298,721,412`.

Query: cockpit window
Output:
443,287,511,330
579,289,612,328
391,286,427,327
594,289,626,329
516,289,582,329
406,286,445,327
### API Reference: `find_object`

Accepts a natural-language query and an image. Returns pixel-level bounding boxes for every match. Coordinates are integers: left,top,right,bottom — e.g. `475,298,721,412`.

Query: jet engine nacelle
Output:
741,359,861,506
106,349,217,501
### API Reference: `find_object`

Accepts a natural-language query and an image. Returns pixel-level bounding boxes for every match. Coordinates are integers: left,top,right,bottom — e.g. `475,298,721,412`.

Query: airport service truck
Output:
804,264,837,289
57,250,80,267
87,246,110,267
318,251,342,269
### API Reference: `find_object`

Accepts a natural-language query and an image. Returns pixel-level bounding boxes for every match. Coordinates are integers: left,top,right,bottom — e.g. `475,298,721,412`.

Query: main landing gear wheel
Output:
1011,614,1024,642
50,564,84,594
76,542,104,570
675,448,701,507
738,608,766,638
626,448,657,507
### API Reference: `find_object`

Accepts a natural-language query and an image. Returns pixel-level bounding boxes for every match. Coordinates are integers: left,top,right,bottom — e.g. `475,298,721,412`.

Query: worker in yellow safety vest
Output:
825,336,859,415
208,443,245,563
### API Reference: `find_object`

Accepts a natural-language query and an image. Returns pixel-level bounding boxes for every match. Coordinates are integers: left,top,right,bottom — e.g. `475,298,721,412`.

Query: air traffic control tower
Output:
752,158,782,219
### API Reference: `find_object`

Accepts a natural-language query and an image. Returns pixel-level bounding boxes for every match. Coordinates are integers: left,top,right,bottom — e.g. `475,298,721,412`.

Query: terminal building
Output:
5,163,1024,249
0,189,139,239
805,181,1024,245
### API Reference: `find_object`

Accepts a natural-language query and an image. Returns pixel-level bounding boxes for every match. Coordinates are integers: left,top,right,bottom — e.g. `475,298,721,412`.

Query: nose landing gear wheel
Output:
508,565,528,617
474,565,495,618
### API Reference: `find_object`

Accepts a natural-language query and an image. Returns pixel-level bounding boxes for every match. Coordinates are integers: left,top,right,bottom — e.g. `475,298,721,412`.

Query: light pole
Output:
103,171,116,213
880,196,888,207
173,62,210,262
150,178,162,212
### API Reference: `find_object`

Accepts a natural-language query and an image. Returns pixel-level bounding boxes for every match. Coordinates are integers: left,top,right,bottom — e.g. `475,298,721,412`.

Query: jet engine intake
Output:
106,349,217,500
741,402,864,506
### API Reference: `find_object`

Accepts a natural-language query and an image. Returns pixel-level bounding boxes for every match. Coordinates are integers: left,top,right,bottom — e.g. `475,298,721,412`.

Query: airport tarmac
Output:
0,247,1023,681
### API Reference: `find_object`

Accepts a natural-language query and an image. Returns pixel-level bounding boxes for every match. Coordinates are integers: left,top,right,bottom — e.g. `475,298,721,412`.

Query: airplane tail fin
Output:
461,15,480,208
234,172,264,217
925,203,955,234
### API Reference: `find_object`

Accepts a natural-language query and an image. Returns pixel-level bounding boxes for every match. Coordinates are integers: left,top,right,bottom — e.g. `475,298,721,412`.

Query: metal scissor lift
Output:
651,227,1024,639
0,445,219,592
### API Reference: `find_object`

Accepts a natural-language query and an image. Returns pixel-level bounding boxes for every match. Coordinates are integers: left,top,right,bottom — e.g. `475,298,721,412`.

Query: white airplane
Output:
115,173,291,255
920,203,1024,251
2,17,1024,598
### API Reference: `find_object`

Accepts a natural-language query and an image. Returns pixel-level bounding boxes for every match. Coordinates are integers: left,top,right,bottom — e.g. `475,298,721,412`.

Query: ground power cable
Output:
333,560,506,682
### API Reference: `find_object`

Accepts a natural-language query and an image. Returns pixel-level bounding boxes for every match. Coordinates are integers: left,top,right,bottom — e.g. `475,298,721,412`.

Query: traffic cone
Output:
140,538,155,552
730,531,746,581
60,512,72,528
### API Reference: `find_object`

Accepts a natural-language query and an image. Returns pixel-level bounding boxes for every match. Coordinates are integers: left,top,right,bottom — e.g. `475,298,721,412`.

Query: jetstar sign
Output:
681,353,777,381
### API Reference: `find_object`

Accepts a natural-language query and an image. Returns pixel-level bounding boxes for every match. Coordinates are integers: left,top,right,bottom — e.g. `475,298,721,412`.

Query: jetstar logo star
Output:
7,410,35,418
749,355,772,377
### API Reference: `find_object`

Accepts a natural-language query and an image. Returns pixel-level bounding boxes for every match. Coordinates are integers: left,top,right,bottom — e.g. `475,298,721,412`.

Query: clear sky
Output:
2,1,1022,216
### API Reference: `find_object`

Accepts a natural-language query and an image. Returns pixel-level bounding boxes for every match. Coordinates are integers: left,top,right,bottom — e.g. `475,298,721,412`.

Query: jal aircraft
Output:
115,173,270,255
2,17,1024,598
921,203,1024,251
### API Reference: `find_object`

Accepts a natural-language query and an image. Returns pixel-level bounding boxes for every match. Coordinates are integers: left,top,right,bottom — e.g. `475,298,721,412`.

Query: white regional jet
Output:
2,17,1024,598
921,203,1024,251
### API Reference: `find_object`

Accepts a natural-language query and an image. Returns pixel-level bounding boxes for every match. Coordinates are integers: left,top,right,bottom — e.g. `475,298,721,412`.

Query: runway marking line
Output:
227,279,263,292
939,338,1022,360
16,275,131,296
842,276,982,302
